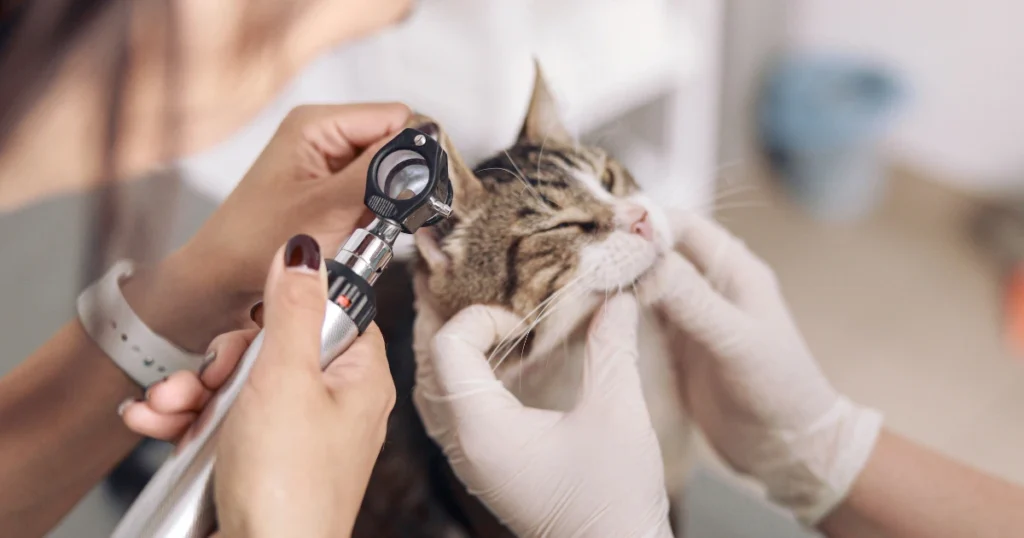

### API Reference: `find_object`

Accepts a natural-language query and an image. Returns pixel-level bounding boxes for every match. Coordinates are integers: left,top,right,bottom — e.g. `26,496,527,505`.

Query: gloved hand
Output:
413,287,673,538
638,213,883,526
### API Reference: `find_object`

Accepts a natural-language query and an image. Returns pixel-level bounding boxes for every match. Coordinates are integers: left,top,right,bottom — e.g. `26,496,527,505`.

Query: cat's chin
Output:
578,233,661,293
587,258,661,292
580,254,662,294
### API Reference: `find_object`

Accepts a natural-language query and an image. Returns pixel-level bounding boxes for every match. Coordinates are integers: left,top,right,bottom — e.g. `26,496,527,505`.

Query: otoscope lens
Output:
376,149,430,201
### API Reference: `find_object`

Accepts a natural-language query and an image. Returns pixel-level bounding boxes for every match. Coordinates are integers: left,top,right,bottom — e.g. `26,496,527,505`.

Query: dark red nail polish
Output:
284,234,320,271
249,301,263,324
198,349,217,377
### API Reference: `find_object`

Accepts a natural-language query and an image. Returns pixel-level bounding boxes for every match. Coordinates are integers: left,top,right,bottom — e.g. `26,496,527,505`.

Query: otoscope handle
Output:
110,299,361,538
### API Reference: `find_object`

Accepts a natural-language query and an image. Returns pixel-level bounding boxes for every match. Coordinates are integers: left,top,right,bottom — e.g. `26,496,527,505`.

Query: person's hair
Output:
0,0,180,286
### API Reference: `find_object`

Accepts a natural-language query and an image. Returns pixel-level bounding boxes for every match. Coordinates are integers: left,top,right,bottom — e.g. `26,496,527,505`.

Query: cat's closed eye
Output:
538,221,598,234
600,167,615,192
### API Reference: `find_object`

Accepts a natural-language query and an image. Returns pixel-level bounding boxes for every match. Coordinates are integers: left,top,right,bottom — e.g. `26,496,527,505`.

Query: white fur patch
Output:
578,232,659,291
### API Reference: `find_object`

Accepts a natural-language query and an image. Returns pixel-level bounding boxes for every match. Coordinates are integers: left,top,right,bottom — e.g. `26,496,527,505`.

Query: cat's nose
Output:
621,204,653,241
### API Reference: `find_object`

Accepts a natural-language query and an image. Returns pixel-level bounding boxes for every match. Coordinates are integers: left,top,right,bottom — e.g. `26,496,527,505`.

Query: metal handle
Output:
111,301,360,538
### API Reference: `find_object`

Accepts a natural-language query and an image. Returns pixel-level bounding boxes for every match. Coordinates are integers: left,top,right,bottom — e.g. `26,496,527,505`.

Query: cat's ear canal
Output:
518,59,573,145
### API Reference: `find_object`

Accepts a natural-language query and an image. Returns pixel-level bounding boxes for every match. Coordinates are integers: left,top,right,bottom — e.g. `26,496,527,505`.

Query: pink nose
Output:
622,204,653,241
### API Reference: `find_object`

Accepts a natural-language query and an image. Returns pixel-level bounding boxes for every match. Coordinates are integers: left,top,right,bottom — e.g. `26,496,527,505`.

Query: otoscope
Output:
111,127,453,538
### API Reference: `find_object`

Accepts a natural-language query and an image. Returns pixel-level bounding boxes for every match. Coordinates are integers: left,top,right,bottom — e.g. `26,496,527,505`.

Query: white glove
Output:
412,289,673,538
638,213,883,526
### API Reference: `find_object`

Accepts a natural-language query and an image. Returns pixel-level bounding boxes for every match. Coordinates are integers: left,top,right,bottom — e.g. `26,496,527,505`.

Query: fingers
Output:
145,371,209,414
669,212,778,301
667,212,737,275
200,329,260,389
255,235,329,384
323,322,390,390
121,329,259,440
577,294,645,409
430,305,523,391
323,323,396,430
423,305,527,427
121,401,196,441
640,251,744,347
322,135,392,206
290,103,411,171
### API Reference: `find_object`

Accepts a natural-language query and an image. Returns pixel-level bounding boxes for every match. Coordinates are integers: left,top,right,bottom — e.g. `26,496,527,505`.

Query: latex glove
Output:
413,291,672,538
638,213,883,525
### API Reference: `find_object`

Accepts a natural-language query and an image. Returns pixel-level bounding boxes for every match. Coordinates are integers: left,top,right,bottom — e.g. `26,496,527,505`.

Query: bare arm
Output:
819,429,1024,538
0,0,411,210
0,256,245,536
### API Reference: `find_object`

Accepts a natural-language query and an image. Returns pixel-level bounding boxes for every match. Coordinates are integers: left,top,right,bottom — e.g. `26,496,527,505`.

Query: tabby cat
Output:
354,63,692,537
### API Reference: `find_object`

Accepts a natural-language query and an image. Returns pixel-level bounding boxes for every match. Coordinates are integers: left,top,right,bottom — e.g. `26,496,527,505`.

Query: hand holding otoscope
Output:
112,127,453,538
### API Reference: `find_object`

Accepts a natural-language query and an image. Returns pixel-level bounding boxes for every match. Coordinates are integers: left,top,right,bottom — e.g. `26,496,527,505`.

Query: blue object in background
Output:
759,54,905,221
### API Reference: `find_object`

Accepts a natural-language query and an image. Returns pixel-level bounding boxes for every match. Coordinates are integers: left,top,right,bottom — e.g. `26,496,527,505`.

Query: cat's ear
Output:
406,113,483,212
414,227,450,274
518,59,573,145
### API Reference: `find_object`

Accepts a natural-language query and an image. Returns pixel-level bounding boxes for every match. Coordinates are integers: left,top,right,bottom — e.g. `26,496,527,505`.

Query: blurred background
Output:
2,0,1023,536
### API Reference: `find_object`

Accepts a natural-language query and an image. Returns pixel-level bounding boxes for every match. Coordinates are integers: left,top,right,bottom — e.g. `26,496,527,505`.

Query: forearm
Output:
0,322,140,536
0,254,246,535
819,429,1024,538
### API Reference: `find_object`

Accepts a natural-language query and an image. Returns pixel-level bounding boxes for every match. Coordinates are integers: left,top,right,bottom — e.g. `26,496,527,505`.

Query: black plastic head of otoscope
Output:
364,127,453,234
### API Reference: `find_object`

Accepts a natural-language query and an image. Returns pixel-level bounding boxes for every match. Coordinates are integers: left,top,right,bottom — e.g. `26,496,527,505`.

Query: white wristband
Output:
77,260,206,387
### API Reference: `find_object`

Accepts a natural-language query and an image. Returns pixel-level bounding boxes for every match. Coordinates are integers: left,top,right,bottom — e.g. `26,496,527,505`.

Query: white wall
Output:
792,0,1024,193
718,0,791,165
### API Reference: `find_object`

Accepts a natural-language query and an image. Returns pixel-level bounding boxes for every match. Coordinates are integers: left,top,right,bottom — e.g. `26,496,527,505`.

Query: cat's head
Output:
412,63,671,365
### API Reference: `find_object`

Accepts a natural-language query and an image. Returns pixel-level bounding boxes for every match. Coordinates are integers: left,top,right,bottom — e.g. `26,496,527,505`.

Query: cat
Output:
353,62,693,537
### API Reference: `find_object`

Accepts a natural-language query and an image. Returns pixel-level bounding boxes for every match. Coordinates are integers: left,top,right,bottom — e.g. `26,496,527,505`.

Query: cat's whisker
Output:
654,167,754,207
713,181,756,199
488,274,592,365
490,278,593,372
712,199,770,211
486,278,580,362
504,149,545,201
522,280,590,389
486,269,596,365
691,199,770,215
475,166,544,203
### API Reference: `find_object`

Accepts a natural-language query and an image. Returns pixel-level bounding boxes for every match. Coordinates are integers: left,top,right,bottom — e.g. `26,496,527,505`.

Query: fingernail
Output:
284,234,320,272
249,301,263,325
117,398,136,417
143,377,167,400
198,349,217,377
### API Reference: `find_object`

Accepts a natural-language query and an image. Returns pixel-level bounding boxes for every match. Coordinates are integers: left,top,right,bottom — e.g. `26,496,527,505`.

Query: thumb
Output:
254,234,328,385
426,306,527,424
576,294,645,409
640,251,744,348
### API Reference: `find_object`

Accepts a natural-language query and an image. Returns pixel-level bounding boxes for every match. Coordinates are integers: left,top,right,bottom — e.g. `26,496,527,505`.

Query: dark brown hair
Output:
0,0,180,287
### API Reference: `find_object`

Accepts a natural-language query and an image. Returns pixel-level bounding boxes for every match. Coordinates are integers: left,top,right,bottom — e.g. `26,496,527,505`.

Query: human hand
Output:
637,213,883,525
119,103,409,353
213,234,396,538
118,104,408,435
413,287,672,538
